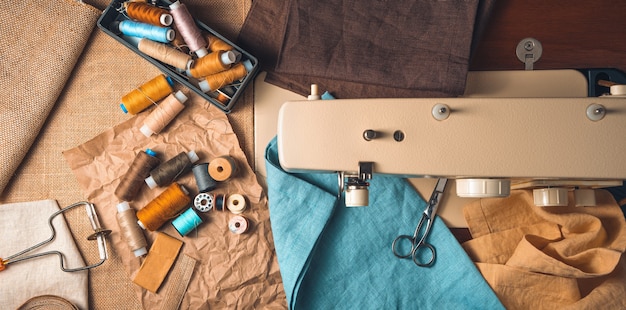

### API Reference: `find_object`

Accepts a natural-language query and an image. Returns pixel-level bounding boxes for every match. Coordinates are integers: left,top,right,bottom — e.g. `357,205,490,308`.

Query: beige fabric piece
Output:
463,190,626,309
0,0,99,194
0,200,88,309
0,0,255,308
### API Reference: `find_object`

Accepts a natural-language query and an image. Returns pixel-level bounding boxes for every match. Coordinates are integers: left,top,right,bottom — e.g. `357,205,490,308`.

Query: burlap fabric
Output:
0,0,255,308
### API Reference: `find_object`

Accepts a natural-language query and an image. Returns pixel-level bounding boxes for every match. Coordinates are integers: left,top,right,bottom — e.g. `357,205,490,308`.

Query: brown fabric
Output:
63,94,286,309
0,1,255,308
239,0,492,99
462,190,626,309
0,0,99,195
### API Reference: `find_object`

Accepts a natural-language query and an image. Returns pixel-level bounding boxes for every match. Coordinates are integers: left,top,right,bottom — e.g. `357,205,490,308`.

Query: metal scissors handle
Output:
392,178,447,267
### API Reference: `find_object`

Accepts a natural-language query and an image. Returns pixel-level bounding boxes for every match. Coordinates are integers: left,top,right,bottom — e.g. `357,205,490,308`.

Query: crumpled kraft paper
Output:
63,91,286,309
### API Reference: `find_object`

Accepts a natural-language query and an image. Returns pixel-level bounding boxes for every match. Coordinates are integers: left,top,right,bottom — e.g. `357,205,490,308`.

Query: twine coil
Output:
171,208,203,236
198,61,249,93
169,0,207,57
121,74,173,115
118,20,174,43
146,150,199,189
187,50,236,78
125,2,173,26
137,182,191,231
228,215,249,234
192,163,217,192
208,155,238,181
226,193,246,214
138,38,193,70
114,149,160,201
116,202,148,257
139,90,188,137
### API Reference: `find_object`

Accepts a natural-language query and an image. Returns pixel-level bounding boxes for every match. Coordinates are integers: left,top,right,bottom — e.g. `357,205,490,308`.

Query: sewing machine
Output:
266,69,626,226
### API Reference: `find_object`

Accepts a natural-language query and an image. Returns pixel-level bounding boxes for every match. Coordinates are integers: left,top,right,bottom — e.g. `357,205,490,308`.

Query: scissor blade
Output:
424,178,448,218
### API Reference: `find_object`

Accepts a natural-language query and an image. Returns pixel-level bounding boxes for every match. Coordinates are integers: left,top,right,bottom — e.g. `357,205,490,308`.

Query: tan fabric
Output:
0,0,99,194
0,0,255,308
463,190,626,309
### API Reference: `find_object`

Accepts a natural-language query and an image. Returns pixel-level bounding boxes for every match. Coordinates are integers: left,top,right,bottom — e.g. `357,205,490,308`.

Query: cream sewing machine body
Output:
274,69,626,225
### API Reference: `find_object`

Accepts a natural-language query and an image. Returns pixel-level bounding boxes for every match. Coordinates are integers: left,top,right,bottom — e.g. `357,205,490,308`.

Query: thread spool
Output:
187,50,237,78
171,207,204,236
192,163,217,192
146,150,199,189
228,215,249,234
169,0,208,57
138,38,193,70
139,90,188,137
170,23,190,54
193,192,213,212
121,74,174,114
114,149,161,201
116,201,148,257
118,20,174,43
137,182,191,231
226,193,246,214
124,2,173,26
214,193,226,211
208,156,238,181
205,33,233,52
198,60,253,93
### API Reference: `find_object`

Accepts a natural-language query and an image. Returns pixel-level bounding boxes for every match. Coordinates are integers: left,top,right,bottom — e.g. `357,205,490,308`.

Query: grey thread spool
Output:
145,150,199,189
192,163,217,193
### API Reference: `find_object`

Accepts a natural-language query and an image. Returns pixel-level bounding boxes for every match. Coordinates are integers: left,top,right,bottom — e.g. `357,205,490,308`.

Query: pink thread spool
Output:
140,90,188,137
169,1,208,57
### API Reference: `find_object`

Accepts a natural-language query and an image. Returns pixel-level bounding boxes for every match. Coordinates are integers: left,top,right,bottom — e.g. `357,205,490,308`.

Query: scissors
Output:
392,178,448,267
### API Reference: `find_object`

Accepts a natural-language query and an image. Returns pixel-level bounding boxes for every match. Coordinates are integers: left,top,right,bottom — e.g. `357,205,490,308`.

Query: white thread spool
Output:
226,194,246,214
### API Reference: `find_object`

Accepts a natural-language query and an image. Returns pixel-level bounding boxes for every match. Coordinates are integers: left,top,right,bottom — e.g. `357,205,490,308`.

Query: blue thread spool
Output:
171,208,203,236
118,20,174,43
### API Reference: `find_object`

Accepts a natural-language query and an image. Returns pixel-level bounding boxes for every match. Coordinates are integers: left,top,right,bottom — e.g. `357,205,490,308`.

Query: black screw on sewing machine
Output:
363,129,378,141
393,130,405,142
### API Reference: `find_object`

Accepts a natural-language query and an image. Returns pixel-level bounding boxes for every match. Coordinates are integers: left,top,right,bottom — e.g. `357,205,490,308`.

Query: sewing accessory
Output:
228,215,249,234
0,202,110,272
124,1,173,27
121,74,174,114
137,182,191,231
169,0,208,57
116,202,148,257
214,193,226,211
392,178,447,267
132,232,183,293
205,33,233,52
193,192,214,212
208,155,238,181
146,150,199,188
158,254,197,310
140,90,189,137
17,295,79,310
171,207,204,236
117,20,174,43
192,163,217,192
198,60,253,93
226,193,247,214
115,148,161,202
187,50,236,78
138,38,193,71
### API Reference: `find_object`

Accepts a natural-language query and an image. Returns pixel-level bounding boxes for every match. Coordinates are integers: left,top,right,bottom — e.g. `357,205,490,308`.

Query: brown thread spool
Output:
145,151,199,189
187,50,236,78
121,74,174,115
137,182,191,231
198,60,251,93
139,90,188,137
116,202,148,257
204,33,233,52
138,38,193,70
208,156,238,181
114,149,161,201
124,1,173,26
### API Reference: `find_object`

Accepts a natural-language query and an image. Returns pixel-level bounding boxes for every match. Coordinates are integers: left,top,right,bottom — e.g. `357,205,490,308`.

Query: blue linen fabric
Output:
265,137,504,309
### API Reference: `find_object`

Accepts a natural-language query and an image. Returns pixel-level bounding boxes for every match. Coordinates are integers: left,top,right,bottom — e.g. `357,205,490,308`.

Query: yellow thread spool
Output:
205,33,233,52
121,74,174,115
137,182,191,231
187,50,236,78
198,61,251,93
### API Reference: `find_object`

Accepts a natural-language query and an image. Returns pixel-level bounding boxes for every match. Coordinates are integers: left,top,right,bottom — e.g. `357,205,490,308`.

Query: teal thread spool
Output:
171,208,203,236
118,20,174,43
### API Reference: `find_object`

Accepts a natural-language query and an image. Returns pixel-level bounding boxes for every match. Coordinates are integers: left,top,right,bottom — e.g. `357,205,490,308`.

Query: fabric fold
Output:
265,137,504,309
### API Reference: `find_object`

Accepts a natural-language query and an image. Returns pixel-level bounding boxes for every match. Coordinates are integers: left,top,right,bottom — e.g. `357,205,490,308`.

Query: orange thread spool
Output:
204,33,233,52
139,90,188,137
136,182,191,231
125,2,173,27
198,61,249,93
121,74,174,115
187,50,236,78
